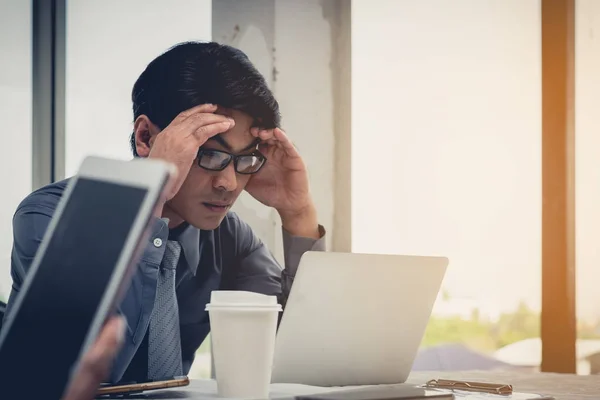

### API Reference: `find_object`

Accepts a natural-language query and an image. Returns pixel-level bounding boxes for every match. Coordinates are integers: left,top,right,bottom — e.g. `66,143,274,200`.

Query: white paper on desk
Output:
422,388,554,400
184,380,351,399
271,383,355,397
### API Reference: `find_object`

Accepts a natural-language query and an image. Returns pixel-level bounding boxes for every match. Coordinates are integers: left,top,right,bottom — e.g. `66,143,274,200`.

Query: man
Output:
5,41,325,383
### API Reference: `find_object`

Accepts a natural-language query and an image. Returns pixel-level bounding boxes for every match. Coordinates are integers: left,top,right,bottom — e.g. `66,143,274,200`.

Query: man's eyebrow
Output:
210,135,232,151
208,135,261,153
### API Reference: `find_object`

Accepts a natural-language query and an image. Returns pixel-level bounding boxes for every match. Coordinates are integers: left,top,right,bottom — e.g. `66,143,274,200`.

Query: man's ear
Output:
133,115,159,157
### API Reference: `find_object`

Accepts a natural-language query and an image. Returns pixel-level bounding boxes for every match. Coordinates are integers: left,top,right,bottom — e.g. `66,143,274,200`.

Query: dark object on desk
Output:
425,378,512,395
424,379,555,399
296,384,454,400
97,376,190,396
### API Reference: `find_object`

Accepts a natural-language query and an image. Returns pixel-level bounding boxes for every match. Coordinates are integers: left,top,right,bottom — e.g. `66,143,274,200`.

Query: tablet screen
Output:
0,177,148,398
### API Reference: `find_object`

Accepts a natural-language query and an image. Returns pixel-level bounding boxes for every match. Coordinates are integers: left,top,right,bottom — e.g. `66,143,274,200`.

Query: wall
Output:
213,0,347,262
351,0,543,317
326,0,352,252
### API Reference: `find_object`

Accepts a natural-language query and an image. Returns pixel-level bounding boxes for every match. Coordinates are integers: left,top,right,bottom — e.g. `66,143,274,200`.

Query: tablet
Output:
0,155,174,399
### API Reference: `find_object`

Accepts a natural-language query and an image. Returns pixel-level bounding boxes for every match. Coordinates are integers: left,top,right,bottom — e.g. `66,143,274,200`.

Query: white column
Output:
213,0,350,262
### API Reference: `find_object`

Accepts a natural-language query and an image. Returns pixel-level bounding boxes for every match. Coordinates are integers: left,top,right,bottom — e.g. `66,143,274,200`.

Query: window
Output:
352,0,542,371
575,0,600,375
0,1,32,301
65,0,212,176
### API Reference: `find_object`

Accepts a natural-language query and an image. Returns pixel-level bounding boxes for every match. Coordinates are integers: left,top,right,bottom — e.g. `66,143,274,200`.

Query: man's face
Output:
166,108,259,229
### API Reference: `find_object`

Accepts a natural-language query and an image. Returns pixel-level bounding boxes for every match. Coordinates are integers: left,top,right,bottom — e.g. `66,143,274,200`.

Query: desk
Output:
108,372,599,400
407,371,599,400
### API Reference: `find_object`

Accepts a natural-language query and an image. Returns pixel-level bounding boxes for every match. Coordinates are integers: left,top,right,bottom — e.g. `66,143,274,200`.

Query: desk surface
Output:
407,371,599,400
103,371,600,400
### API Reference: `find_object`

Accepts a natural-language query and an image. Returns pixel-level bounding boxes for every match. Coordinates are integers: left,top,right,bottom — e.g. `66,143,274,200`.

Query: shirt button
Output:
153,238,163,247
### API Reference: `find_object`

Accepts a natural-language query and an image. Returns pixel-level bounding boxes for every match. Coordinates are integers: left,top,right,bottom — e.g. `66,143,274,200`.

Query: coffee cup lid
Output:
205,290,281,311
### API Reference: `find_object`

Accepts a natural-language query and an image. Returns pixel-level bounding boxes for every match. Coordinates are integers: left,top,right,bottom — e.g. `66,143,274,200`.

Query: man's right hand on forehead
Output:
145,104,235,202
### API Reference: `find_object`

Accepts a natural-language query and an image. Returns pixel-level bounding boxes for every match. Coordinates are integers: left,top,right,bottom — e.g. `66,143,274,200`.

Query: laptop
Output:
271,251,448,387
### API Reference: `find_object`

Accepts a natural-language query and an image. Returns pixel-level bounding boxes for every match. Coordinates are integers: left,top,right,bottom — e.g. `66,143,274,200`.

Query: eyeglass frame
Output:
196,148,267,175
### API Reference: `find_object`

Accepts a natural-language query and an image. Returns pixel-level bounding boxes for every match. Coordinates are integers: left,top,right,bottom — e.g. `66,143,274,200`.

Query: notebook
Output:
295,384,454,400
295,384,555,400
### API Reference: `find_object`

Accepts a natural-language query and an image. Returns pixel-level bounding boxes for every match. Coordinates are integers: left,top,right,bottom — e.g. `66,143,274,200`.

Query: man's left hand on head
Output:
244,127,320,238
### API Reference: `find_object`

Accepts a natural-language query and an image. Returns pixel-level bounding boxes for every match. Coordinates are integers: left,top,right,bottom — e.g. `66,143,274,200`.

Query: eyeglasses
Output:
196,149,267,174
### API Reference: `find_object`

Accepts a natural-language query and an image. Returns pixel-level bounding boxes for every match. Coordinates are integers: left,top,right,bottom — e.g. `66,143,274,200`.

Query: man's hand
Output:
62,316,125,400
245,128,320,239
147,104,235,205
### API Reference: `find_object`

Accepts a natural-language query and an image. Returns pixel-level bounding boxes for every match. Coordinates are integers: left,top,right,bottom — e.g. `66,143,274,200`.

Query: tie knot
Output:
162,240,182,270
167,240,181,253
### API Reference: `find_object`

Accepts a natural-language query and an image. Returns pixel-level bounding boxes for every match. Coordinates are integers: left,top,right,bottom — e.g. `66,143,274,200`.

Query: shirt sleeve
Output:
226,213,326,307
4,203,53,318
280,225,326,306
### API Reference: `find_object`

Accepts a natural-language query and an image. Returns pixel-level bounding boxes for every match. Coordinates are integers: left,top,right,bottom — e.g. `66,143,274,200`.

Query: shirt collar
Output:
171,223,201,276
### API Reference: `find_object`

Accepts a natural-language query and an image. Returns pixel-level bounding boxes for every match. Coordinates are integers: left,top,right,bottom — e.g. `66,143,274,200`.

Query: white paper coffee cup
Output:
206,291,282,399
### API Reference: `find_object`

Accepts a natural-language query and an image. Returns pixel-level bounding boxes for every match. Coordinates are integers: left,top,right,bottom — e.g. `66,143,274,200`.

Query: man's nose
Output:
212,163,237,192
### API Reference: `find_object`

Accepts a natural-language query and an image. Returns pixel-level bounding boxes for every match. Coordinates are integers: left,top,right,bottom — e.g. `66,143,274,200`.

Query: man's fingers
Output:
80,316,124,379
182,112,234,130
92,316,126,360
254,128,298,157
192,120,235,143
273,128,300,157
174,103,218,122
251,127,274,139
62,316,125,400
178,113,234,145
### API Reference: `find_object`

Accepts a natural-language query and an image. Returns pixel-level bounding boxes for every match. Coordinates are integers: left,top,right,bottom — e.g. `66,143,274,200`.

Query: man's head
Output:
131,41,280,230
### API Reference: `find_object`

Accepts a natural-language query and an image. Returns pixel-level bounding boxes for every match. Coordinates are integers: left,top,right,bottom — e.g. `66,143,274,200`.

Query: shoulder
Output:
12,179,71,237
11,179,71,256
220,211,244,229
216,211,262,251
15,178,71,216
218,211,254,237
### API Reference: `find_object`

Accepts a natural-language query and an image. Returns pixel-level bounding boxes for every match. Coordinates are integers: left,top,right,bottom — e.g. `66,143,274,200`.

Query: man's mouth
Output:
202,202,231,213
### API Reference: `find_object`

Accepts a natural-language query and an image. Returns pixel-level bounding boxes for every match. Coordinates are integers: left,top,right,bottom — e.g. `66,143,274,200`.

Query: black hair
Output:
130,41,280,156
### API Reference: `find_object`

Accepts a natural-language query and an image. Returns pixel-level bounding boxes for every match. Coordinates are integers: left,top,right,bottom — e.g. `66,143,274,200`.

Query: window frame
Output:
32,0,66,189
